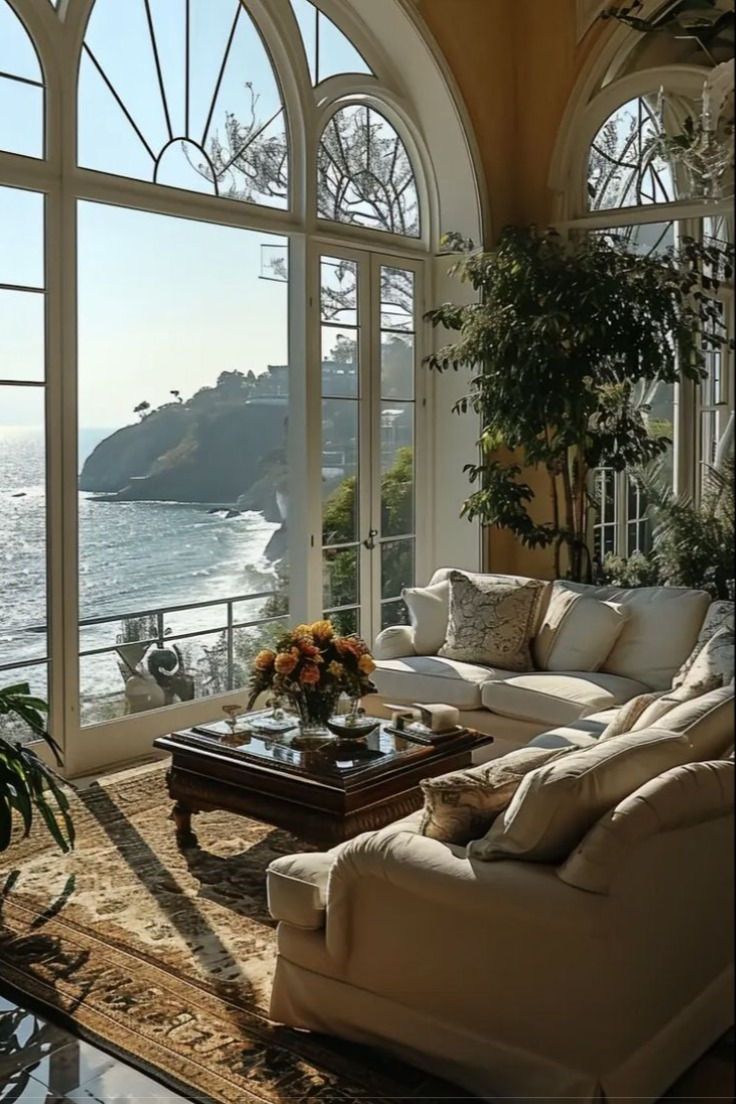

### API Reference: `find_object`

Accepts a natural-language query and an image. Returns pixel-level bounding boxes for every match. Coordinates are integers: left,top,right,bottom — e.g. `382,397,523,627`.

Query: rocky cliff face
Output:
80,392,288,512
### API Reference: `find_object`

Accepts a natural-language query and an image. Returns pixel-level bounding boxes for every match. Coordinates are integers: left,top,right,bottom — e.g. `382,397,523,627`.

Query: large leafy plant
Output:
0,684,74,853
427,226,733,581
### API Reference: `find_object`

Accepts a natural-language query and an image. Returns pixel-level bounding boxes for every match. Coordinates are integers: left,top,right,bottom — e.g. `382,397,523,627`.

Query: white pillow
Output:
673,600,734,688
633,683,734,760
598,690,666,741
534,587,627,672
467,727,693,864
401,580,450,655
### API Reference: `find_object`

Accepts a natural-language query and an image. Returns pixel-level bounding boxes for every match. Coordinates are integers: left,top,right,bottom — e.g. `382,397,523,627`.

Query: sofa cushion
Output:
678,626,734,693
598,691,667,741
533,585,628,672
419,745,569,845
267,851,335,929
402,580,450,655
480,671,647,727
556,582,710,690
374,655,510,710
612,681,705,735
558,758,735,895
673,600,734,688
634,683,734,760
468,727,693,864
528,709,618,750
439,572,547,672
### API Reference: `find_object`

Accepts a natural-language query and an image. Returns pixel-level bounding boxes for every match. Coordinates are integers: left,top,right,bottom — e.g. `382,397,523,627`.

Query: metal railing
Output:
0,589,284,694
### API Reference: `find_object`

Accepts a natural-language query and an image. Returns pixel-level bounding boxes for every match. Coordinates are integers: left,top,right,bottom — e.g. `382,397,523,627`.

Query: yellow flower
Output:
328,660,345,679
292,624,313,640
274,649,298,676
254,649,276,671
310,620,334,642
358,654,376,675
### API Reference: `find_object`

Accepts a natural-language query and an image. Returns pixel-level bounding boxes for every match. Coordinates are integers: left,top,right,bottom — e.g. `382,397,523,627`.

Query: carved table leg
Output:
170,801,199,849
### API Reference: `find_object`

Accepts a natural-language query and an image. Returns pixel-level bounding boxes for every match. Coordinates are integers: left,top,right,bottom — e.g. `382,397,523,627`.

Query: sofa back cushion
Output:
553,582,710,690
533,584,628,672
439,572,547,672
632,683,734,759
401,580,450,655
673,600,734,688
467,727,694,864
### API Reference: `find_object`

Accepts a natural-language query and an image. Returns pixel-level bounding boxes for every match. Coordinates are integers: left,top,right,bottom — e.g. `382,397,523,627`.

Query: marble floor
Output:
0,986,733,1102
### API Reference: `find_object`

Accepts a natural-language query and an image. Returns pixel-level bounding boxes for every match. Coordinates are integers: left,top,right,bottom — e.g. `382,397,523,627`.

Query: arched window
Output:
0,0,482,775
78,0,289,207
0,0,44,158
318,104,420,236
290,0,372,84
588,95,675,211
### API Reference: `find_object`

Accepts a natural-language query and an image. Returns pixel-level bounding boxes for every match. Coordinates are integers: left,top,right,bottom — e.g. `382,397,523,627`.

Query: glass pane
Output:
588,95,678,211
381,333,414,401
381,403,414,538
77,203,289,724
318,105,420,237
0,289,45,381
603,221,676,259
0,391,48,704
322,399,358,542
290,0,317,84
381,597,409,631
380,266,414,331
0,0,42,82
0,662,48,743
323,546,358,610
324,607,358,637
78,0,289,208
320,257,357,325
317,10,372,82
0,75,43,159
322,327,358,397
381,539,414,600
0,186,44,288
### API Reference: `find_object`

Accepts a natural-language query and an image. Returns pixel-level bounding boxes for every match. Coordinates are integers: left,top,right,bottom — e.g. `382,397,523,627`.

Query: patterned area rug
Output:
0,762,459,1102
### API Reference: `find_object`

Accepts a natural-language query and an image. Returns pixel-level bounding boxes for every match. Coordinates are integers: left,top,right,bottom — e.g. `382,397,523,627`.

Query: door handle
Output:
363,529,378,550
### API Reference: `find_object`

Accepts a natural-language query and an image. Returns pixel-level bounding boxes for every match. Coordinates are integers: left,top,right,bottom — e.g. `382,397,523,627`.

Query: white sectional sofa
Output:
371,569,712,755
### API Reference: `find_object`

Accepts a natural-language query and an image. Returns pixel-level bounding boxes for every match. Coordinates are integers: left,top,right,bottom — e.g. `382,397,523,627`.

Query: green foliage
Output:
599,550,663,588
635,457,734,598
427,225,734,581
0,684,74,853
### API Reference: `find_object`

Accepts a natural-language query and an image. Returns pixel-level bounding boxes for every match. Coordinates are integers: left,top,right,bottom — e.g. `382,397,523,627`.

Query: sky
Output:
0,0,373,430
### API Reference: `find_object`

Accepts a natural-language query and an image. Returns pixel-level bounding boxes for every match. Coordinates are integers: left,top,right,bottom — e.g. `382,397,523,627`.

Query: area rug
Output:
0,761,462,1102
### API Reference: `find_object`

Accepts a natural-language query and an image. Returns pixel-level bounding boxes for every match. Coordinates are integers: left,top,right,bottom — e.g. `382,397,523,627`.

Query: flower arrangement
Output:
247,620,377,729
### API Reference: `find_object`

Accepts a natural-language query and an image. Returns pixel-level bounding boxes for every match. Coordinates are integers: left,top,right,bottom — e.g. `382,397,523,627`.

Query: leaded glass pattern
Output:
318,105,420,237
588,96,676,211
290,0,372,85
0,0,44,158
78,0,289,208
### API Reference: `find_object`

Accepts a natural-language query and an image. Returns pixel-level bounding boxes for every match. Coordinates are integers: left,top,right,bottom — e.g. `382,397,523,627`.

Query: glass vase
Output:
287,688,340,737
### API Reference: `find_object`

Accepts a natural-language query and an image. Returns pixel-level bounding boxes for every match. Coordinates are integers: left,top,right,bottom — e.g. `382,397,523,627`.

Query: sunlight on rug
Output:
0,762,459,1103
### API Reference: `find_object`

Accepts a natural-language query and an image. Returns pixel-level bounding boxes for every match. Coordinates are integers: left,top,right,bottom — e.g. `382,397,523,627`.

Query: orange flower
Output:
358,654,376,675
299,663,321,686
299,641,321,659
336,637,362,659
310,620,334,642
254,649,276,671
274,649,298,676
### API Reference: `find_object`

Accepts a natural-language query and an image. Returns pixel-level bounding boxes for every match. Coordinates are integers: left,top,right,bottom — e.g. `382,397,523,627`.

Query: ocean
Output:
0,426,281,723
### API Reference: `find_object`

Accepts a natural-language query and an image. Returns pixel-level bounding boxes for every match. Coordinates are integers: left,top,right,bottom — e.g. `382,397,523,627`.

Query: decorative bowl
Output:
325,715,380,740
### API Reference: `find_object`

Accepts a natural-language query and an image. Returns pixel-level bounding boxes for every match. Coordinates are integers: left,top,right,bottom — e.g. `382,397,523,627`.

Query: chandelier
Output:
653,63,734,200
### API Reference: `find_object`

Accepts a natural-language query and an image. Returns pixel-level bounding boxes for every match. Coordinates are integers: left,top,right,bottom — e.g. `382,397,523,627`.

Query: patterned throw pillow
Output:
419,746,570,845
681,626,734,693
598,691,667,741
673,600,734,689
439,571,547,671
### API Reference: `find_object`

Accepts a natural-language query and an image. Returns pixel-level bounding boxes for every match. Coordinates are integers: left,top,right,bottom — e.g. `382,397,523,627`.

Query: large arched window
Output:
0,0,483,776
552,53,734,567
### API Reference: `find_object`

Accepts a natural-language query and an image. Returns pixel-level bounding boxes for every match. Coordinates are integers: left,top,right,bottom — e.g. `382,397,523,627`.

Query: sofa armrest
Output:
373,624,416,660
325,824,605,963
267,851,334,929
558,758,735,895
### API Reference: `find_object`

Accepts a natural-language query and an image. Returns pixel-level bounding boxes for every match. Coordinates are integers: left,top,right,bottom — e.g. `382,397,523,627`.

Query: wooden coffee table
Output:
154,715,492,849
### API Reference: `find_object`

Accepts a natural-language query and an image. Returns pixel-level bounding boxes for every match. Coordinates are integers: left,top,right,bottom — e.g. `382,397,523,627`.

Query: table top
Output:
156,710,489,788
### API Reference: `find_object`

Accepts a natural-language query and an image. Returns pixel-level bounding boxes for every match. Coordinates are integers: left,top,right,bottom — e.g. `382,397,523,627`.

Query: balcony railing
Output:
0,590,283,696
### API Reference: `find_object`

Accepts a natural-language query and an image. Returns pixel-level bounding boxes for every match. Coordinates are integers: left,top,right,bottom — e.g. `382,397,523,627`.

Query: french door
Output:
315,245,427,644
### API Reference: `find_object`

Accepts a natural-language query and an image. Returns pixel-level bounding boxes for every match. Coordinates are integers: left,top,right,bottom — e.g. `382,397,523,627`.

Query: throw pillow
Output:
467,727,693,864
672,600,734,689
679,625,734,693
402,580,450,655
419,746,569,845
598,690,667,741
632,683,734,761
533,586,628,672
439,571,547,671
628,681,714,733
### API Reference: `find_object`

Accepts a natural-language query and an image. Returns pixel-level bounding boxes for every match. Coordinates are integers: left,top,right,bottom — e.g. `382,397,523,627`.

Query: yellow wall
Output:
416,0,608,576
